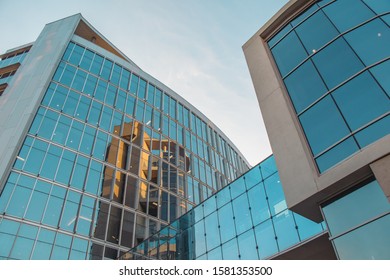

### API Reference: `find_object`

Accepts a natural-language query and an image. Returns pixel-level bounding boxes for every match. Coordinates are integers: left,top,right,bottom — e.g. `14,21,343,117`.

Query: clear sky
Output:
0,0,288,166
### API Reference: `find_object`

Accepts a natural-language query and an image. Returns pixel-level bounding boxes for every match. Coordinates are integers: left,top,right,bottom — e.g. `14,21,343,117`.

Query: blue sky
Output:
0,0,288,165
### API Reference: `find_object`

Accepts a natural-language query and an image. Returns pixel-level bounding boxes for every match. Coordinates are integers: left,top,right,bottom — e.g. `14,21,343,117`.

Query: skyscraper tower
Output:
0,14,249,260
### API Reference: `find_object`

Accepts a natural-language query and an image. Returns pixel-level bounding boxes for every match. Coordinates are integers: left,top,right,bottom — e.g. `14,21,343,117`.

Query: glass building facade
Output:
268,0,390,173
120,156,326,260
322,179,390,259
0,16,249,260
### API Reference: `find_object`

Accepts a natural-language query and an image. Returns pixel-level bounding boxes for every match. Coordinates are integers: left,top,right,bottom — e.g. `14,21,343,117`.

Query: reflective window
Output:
299,95,350,156
271,31,307,77
294,213,323,241
332,71,389,131
232,193,252,235
295,10,338,53
204,212,220,251
273,210,299,251
323,0,375,33
344,19,390,66
238,229,258,260
363,0,390,14
248,183,270,225
355,115,390,148
316,137,359,173
264,173,286,216
218,203,235,243
333,214,390,260
322,180,390,236
312,38,364,89
370,60,390,97
221,238,239,260
284,59,328,113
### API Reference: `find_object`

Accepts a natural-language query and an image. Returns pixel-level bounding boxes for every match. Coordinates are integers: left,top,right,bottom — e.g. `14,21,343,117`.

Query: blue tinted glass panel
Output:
32,241,52,260
295,10,338,53
273,210,299,251
60,64,76,86
268,24,292,48
332,71,389,131
284,59,328,113
344,19,390,66
50,85,67,111
204,212,220,251
244,165,262,189
94,80,107,103
193,221,206,257
229,177,246,199
66,120,83,150
299,95,350,156
42,186,66,227
363,0,390,14
105,85,116,107
238,229,258,260
72,69,87,92
69,44,84,65
25,181,50,222
222,238,239,260
312,38,364,89
323,0,375,33
88,101,102,126
333,214,390,260
55,150,75,185
248,183,270,225
293,213,323,241
207,246,222,260
79,49,93,71
259,156,277,178
370,60,390,98
322,180,390,236
75,96,91,121
40,145,61,180
254,220,278,259
80,125,96,154
71,156,89,190
264,173,286,216
53,115,71,145
271,31,308,77
216,186,230,208
218,203,235,243
10,236,34,259
63,90,79,117
355,115,390,148
90,54,103,76
24,139,48,175
316,137,359,173
232,194,252,235
7,184,32,217
38,110,58,140
290,4,319,27
100,59,113,81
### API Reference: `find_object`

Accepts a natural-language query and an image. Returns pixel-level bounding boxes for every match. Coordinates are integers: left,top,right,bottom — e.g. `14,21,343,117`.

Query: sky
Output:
0,0,289,166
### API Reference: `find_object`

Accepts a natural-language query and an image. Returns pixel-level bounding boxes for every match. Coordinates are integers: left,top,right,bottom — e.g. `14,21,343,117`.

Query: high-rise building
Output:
0,14,249,260
243,0,390,259
122,0,390,260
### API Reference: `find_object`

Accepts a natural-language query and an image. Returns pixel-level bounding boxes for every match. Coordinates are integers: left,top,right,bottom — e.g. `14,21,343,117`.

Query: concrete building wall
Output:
243,0,390,221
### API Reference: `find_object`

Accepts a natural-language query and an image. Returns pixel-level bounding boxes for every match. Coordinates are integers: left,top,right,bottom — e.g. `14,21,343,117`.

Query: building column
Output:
370,154,390,202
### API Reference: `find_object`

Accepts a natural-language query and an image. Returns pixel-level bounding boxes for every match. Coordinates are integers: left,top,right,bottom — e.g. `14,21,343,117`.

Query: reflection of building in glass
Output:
243,0,389,259
121,155,334,260
0,14,249,260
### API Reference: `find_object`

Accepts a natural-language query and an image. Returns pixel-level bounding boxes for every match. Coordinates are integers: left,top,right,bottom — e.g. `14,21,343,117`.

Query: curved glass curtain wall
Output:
120,156,326,260
0,41,248,260
268,0,390,173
